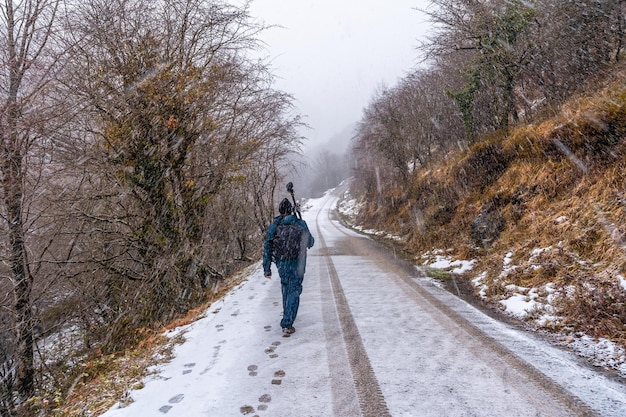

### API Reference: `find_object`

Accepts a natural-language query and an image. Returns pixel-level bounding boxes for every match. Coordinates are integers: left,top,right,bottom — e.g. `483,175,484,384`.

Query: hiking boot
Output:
282,327,295,335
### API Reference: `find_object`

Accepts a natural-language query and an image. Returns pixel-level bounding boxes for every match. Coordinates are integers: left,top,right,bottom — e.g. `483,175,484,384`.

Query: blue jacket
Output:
263,214,314,277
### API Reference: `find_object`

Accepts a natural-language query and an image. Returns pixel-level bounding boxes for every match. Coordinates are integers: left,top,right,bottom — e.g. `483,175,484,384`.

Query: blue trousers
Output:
278,263,304,329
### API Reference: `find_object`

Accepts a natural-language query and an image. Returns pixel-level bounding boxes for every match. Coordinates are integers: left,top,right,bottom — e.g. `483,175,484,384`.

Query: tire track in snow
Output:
317,247,361,416
315,196,391,417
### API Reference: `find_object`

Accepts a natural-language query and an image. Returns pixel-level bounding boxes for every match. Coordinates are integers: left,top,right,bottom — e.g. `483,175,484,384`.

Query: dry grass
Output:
46,331,182,417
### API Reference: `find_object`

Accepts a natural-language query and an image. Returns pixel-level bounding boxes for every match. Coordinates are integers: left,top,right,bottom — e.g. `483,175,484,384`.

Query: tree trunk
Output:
3,1,34,398
2,138,33,404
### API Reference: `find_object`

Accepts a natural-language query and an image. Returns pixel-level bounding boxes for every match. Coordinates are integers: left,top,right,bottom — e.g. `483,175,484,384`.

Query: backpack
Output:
272,220,305,260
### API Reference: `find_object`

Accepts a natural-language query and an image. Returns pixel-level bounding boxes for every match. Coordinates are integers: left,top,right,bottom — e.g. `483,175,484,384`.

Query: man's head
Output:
279,198,292,215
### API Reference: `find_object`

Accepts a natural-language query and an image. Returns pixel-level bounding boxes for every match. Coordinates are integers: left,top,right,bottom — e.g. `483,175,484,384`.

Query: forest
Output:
0,0,624,415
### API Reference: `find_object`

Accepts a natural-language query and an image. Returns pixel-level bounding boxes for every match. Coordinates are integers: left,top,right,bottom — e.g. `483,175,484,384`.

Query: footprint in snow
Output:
182,363,195,375
272,370,285,386
258,393,272,411
239,405,255,415
265,342,280,358
168,394,184,404
157,393,184,413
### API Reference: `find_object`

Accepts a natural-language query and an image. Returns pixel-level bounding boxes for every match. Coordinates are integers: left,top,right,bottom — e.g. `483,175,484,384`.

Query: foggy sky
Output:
248,0,433,153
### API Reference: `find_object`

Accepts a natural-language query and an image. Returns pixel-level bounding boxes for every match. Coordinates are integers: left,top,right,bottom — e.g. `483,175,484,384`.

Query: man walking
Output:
263,198,314,335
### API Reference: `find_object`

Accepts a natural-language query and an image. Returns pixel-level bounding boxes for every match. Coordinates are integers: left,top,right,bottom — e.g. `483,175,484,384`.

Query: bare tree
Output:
526,0,624,109
420,0,540,133
0,0,67,408
350,68,461,196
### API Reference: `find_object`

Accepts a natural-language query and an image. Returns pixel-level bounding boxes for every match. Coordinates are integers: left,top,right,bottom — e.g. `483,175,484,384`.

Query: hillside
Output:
344,65,626,376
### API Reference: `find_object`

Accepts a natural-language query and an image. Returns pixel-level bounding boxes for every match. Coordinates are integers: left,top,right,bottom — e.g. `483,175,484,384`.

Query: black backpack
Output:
272,220,305,260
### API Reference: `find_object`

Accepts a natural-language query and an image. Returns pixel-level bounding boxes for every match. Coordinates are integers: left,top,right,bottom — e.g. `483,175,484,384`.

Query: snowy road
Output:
100,189,626,417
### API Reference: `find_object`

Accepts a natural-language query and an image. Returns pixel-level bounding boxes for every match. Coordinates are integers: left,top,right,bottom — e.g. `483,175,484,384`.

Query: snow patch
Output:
499,293,537,319
618,274,626,291
472,272,488,298
422,253,476,274
567,335,626,377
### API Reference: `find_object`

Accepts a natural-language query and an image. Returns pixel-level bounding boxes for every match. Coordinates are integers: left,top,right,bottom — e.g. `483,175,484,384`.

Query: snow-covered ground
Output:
98,188,626,417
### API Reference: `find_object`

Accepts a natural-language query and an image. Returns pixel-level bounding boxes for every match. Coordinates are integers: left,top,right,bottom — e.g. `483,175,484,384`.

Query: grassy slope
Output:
355,65,626,346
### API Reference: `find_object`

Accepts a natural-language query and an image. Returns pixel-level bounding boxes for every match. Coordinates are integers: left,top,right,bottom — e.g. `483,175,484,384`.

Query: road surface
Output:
100,188,626,417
